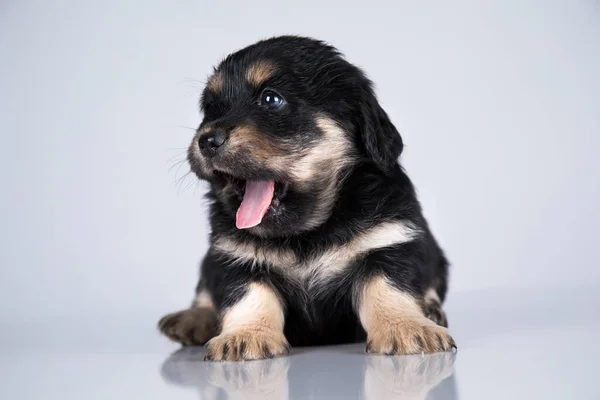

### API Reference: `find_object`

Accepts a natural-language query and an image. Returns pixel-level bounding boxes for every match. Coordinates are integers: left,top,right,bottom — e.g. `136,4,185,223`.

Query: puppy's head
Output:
188,36,403,237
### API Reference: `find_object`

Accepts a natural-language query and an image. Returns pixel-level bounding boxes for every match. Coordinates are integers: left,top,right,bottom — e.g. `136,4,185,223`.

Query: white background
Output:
2,2,600,399
1,0,599,323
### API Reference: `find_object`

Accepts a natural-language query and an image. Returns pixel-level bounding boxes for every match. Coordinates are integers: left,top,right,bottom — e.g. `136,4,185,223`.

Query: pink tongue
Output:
236,180,275,229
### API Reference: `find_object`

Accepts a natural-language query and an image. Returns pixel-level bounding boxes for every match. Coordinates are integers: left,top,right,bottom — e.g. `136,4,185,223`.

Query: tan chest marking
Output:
214,220,420,288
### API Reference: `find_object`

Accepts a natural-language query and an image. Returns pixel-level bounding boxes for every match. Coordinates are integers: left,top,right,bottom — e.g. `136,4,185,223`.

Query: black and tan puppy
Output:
159,36,456,361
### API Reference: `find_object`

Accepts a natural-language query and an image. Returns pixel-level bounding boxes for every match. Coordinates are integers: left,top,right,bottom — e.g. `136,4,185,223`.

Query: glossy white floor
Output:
2,285,598,399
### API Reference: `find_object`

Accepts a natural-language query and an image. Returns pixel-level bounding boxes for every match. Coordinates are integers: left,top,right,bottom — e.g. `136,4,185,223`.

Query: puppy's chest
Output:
214,220,418,289
280,253,351,290
264,245,355,290
215,236,357,289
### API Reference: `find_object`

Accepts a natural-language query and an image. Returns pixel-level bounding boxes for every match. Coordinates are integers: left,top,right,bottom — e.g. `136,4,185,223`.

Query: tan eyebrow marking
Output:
207,70,224,93
246,60,277,86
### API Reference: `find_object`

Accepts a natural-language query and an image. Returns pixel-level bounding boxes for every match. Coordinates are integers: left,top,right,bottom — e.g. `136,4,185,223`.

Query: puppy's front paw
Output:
366,317,457,355
204,327,291,362
158,308,219,346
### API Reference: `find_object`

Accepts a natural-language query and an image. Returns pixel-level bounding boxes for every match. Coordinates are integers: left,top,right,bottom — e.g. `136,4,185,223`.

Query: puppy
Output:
159,36,456,361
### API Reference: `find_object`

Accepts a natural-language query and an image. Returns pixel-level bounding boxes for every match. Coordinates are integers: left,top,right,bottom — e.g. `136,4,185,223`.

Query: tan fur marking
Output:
246,60,276,86
214,237,296,270
305,221,420,286
207,71,224,93
359,276,423,331
204,283,289,361
226,117,353,182
246,117,354,236
228,124,286,163
220,283,285,332
214,220,419,287
359,276,456,355
288,116,355,230
290,116,355,182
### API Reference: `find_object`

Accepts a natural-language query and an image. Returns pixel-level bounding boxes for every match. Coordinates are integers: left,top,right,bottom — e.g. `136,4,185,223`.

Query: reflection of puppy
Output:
158,36,456,361
205,358,290,400
160,347,290,400
364,353,456,400
160,346,456,400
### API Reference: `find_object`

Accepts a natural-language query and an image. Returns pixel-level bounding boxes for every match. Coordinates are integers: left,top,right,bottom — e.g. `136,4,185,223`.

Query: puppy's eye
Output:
260,90,284,110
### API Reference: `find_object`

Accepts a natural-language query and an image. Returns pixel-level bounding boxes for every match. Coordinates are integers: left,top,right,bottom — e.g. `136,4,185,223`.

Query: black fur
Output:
160,35,450,351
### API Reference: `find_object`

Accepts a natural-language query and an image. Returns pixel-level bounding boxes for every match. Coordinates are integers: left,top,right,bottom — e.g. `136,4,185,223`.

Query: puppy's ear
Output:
359,88,404,173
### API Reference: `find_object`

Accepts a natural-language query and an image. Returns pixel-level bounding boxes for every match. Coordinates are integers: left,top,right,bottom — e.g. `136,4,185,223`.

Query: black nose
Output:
198,130,227,158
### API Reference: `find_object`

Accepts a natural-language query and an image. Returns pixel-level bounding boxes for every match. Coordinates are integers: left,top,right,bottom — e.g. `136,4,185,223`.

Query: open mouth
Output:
214,171,289,229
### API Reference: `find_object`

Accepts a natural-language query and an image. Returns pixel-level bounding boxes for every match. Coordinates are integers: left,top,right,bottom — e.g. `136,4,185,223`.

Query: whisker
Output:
174,171,193,193
177,125,198,132
174,159,191,178
181,176,197,193
168,158,188,173
166,151,187,165
192,181,201,195
166,147,188,151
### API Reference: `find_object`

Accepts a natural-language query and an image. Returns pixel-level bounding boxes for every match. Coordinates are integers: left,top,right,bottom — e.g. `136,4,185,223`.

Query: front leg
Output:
357,275,457,355
204,282,290,362
158,288,219,346
159,253,223,346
